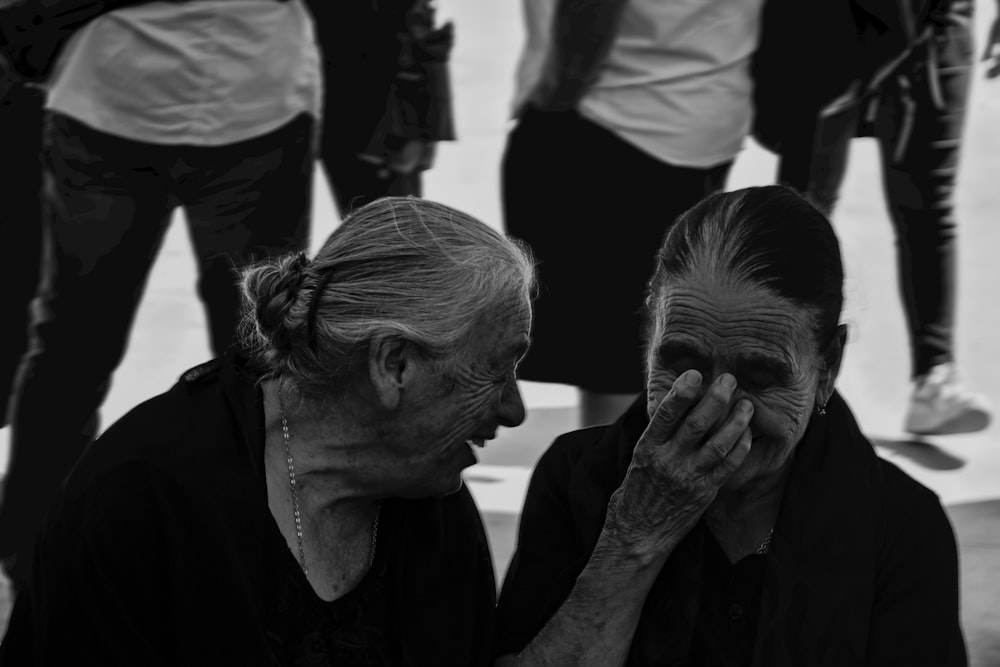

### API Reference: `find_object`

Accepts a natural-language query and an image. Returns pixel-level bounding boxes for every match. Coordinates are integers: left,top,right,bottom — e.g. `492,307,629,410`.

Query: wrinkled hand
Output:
982,14,1000,79
605,370,753,561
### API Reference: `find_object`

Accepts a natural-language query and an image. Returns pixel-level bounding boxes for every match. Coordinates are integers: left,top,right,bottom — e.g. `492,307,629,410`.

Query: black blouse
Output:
0,355,497,666
270,508,398,666
496,391,967,666
690,532,767,667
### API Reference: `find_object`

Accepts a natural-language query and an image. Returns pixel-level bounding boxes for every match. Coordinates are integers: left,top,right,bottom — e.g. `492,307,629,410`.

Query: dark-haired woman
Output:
495,186,966,666
0,197,535,665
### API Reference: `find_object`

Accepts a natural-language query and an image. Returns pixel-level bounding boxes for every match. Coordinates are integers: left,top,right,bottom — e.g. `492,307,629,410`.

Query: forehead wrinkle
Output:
655,284,814,369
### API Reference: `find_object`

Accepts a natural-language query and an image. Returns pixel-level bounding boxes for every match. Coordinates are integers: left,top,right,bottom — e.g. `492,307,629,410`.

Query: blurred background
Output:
2,0,998,661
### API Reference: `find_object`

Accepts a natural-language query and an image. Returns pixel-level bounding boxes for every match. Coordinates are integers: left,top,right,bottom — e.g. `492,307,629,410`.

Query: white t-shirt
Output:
46,0,322,146
513,0,765,168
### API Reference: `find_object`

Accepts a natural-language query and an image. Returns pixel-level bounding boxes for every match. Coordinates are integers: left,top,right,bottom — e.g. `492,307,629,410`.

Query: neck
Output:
707,465,790,524
705,463,791,561
263,381,386,512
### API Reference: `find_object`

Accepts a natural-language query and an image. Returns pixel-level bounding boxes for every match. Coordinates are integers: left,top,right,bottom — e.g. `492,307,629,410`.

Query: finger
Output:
639,370,703,446
670,373,739,451
707,426,753,487
695,398,755,471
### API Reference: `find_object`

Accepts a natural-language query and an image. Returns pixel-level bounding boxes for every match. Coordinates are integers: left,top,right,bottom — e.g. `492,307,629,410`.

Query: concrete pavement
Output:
2,0,999,662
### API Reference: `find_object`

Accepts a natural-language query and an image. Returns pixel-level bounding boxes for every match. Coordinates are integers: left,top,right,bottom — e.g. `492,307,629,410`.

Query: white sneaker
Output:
904,364,993,435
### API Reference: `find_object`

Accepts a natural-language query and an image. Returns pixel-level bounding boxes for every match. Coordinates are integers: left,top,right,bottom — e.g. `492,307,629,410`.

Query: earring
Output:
815,402,828,416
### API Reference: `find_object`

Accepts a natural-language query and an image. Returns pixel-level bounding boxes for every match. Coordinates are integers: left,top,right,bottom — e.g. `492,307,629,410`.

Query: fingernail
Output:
720,374,736,390
681,370,702,388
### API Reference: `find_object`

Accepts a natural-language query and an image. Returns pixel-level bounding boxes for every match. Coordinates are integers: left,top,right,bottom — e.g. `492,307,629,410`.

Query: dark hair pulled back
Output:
650,185,844,359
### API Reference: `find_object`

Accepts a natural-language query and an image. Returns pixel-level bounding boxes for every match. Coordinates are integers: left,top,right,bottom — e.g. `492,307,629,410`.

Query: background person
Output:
304,0,455,216
501,0,764,427
496,186,966,666
0,78,44,430
0,0,322,588
0,197,535,665
761,0,991,435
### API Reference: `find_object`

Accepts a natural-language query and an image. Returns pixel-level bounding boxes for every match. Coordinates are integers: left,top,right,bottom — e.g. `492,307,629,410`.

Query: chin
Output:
444,476,466,495
398,473,466,499
429,473,466,498
724,444,793,491
721,469,754,492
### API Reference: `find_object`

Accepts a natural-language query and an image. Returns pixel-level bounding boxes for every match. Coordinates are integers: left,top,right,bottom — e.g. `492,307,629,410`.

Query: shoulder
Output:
72,362,220,468
525,423,622,515
61,356,260,517
534,394,649,490
532,393,648,493
534,425,609,479
861,461,966,664
872,457,959,569
875,458,950,525
180,357,223,384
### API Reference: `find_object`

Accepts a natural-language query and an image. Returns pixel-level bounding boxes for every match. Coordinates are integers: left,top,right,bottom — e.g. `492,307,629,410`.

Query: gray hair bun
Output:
243,251,310,354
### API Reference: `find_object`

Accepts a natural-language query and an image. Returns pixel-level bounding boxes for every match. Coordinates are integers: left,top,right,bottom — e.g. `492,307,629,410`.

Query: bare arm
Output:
525,0,629,112
984,1,1000,78
498,371,754,666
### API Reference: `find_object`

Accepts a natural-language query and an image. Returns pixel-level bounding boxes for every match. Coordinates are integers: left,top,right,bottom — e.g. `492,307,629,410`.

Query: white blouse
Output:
46,0,322,146
513,0,765,168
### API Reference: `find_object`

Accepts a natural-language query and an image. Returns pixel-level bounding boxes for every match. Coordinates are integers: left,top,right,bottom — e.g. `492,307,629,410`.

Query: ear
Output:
816,324,848,407
368,335,417,411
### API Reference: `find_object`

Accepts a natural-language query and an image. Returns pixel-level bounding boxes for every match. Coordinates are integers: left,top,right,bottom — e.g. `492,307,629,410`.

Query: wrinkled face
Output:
393,296,532,497
645,277,830,490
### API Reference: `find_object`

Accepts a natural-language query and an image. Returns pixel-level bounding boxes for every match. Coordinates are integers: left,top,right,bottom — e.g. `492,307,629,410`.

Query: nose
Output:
497,377,527,428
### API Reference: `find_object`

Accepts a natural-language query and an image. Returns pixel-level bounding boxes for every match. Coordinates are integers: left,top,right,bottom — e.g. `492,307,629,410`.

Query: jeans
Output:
777,6,973,379
0,84,45,427
0,112,315,580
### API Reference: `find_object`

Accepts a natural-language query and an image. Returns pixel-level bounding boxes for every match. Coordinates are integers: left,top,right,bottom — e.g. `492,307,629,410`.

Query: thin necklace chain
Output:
278,396,380,578
756,528,775,556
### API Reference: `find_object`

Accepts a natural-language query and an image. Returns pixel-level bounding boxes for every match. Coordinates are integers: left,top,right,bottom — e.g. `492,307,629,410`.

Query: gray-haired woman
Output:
0,197,535,666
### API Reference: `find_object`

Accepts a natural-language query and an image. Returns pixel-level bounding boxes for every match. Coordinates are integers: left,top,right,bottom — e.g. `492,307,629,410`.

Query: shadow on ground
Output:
947,499,1000,667
872,437,967,470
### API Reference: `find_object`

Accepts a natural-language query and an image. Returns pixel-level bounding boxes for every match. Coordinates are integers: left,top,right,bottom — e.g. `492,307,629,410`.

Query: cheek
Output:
432,383,500,449
748,387,815,447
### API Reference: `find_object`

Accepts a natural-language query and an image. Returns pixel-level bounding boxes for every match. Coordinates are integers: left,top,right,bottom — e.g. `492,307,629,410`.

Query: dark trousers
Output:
777,11,973,379
305,0,423,217
322,143,421,217
0,112,315,579
0,84,45,428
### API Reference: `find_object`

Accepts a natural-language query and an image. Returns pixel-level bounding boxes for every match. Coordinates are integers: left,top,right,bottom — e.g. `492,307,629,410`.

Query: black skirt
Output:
502,108,731,393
